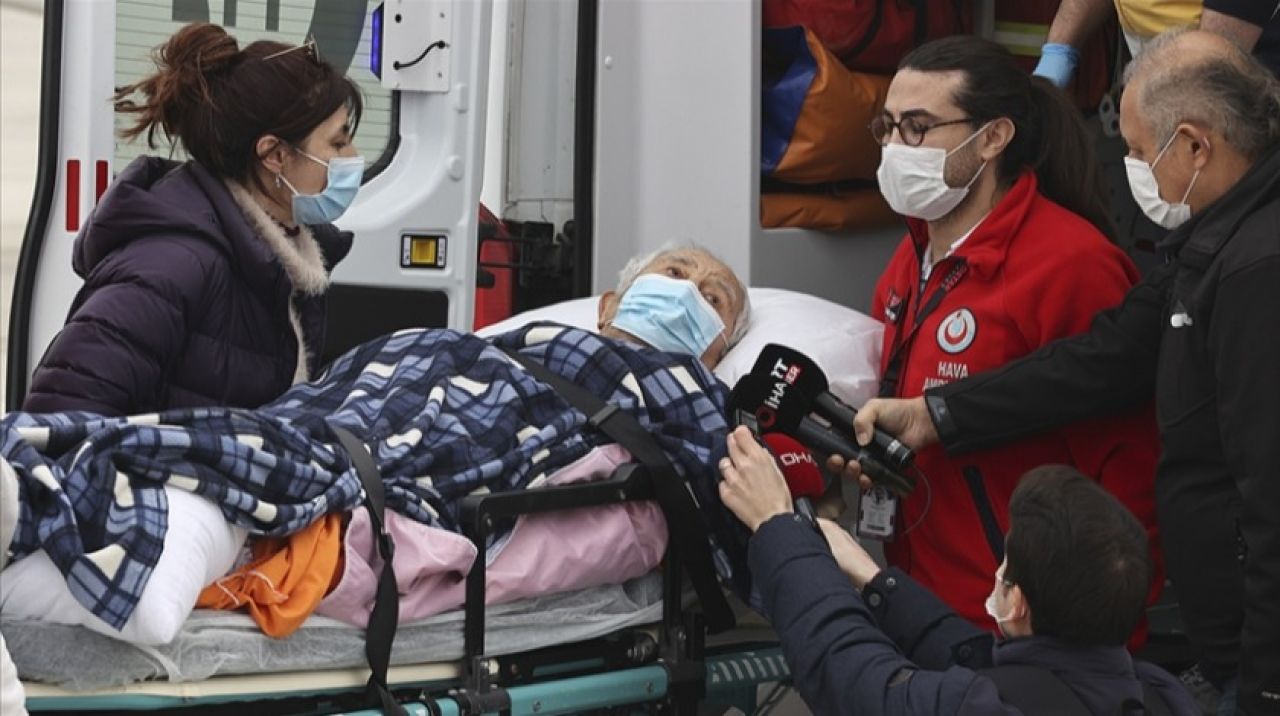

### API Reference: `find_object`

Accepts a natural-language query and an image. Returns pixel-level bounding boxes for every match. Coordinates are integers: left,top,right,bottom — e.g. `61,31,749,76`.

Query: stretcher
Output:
3,288,883,714
5,456,791,715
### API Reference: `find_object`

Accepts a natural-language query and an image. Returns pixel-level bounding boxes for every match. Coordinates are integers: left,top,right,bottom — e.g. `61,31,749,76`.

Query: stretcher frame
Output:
17,461,790,715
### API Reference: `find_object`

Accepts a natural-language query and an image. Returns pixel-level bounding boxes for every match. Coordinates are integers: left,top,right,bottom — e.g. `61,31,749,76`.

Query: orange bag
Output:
764,0,972,74
761,189,899,232
763,27,892,185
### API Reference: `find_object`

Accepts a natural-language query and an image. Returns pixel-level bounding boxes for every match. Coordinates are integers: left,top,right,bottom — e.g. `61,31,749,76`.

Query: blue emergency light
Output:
370,4,384,79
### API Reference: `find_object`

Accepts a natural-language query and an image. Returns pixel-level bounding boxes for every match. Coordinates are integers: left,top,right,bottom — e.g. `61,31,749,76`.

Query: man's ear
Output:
1008,583,1031,624
255,136,290,177
597,291,618,331
981,117,1016,162
1181,123,1213,171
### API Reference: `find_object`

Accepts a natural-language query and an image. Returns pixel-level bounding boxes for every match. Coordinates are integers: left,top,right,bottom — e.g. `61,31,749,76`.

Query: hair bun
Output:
157,22,240,87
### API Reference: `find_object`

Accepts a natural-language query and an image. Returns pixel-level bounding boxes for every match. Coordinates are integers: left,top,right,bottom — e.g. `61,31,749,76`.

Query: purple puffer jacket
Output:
22,157,352,416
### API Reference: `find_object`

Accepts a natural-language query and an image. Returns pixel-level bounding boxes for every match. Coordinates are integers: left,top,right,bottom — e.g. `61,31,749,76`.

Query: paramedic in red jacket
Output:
851,36,1162,636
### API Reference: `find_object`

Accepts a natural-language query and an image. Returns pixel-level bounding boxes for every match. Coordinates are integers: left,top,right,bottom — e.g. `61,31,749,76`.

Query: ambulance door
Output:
5,0,491,410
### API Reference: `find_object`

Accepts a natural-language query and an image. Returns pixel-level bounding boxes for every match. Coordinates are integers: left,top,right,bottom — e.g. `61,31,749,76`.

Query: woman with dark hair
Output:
24,23,365,415
836,36,1163,643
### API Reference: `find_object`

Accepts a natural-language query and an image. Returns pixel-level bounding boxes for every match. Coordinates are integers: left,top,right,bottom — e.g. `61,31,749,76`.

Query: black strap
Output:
879,260,969,397
912,0,930,46
843,0,885,62
333,426,408,716
502,347,735,634
981,665,1092,715
961,466,1006,565
1140,682,1175,716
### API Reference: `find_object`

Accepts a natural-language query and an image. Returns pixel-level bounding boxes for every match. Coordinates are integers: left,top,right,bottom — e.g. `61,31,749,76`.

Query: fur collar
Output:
226,181,329,295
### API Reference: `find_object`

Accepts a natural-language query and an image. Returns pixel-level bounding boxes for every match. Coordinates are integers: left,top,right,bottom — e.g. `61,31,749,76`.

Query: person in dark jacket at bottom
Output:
718,431,1199,715
23,22,364,416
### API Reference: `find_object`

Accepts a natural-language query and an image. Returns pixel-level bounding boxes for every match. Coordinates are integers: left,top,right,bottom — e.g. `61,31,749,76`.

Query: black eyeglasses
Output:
264,35,321,65
869,115,975,147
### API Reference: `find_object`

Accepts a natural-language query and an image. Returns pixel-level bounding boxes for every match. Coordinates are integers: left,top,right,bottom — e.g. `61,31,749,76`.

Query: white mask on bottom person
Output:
985,569,1014,635
876,122,992,221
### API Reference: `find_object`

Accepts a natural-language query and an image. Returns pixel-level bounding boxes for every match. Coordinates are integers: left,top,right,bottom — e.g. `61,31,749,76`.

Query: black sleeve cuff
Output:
862,567,993,670
923,391,962,448
1202,0,1276,26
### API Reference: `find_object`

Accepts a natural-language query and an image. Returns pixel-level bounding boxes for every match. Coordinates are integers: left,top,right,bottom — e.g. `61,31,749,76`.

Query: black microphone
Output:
750,344,915,470
728,374,915,496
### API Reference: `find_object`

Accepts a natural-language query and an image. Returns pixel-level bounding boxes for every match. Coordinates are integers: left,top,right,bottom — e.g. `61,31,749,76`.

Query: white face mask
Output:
984,567,1014,636
1124,131,1203,230
876,123,991,221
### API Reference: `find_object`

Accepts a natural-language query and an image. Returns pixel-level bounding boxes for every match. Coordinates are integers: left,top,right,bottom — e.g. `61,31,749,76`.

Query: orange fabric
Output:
196,513,343,638
772,31,892,184
760,189,899,232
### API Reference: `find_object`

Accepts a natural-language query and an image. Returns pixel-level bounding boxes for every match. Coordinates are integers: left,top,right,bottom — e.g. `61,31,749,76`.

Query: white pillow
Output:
478,287,884,408
0,486,247,645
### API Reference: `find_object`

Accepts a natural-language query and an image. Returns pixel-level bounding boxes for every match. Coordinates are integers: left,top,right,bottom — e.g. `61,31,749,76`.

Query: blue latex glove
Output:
1033,43,1080,88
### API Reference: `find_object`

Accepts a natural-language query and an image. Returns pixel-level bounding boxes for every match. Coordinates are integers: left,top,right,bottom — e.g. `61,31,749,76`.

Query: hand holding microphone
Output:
748,345,915,471
717,427,830,533
763,432,828,528
728,366,916,496
717,426,795,532
830,397,938,490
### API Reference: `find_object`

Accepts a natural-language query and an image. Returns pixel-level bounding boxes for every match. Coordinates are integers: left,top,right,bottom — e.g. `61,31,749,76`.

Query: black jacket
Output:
927,146,1280,714
24,157,352,416
749,514,1198,715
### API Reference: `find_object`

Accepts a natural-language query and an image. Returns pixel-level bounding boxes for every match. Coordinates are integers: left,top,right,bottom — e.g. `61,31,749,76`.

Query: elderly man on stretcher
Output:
0,245,754,649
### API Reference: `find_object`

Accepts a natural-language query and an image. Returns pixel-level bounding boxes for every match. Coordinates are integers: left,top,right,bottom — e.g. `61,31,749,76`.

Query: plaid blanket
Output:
0,322,742,630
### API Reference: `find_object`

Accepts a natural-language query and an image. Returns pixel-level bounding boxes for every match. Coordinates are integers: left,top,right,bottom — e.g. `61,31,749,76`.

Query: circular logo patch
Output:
936,308,977,354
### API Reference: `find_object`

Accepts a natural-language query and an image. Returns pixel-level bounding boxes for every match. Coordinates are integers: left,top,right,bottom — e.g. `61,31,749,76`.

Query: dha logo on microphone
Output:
778,450,817,468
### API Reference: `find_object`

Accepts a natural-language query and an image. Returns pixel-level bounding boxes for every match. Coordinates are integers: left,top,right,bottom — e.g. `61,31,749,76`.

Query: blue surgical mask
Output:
610,274,727,357
279,148,365,225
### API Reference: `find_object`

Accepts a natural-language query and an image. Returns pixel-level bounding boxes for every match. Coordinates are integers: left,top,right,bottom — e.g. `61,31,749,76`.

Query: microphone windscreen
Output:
751,344,831,395
728,373,806,434
763,432,827,500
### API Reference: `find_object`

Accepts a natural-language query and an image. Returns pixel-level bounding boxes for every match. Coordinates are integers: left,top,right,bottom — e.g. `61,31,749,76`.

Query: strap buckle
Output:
589,403,620,428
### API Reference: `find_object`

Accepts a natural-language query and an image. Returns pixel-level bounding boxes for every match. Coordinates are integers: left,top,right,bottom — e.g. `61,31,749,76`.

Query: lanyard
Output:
880,260,969,398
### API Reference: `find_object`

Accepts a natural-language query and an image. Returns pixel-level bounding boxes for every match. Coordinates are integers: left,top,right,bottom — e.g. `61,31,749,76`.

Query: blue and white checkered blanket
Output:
0,322,741,630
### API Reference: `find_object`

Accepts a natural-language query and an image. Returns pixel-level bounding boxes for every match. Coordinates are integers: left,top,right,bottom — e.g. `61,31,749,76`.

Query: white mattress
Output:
2,573,663,692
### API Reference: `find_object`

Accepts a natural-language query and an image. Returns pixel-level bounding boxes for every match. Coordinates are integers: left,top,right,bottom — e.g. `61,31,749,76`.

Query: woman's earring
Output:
275,174,283,189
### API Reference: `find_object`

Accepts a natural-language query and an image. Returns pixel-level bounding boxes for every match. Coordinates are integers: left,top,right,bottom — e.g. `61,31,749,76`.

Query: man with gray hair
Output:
838,29,1280,715
595,243,751,371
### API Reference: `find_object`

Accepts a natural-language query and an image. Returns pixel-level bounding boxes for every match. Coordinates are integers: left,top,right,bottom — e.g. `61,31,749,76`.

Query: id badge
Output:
857,486,897,541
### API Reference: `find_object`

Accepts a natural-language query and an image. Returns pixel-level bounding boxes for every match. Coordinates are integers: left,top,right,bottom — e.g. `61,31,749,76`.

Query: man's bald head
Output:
1124,28,1280,160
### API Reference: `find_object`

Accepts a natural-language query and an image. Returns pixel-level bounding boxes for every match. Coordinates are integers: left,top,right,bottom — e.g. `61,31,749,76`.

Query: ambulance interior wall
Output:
591,0,900,315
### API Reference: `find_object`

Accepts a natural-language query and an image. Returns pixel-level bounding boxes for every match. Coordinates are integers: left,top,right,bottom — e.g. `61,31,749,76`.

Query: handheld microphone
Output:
762,432,827,526
728,374,915,496
750,344,915,470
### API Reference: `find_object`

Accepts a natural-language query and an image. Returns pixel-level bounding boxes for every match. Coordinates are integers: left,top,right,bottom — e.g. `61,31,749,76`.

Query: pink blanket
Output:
317,444,667,625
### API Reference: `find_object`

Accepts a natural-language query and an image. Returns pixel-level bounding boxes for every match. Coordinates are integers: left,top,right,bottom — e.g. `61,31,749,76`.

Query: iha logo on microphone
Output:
771,358,802,385
756,358,802,429
752,356,803,425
